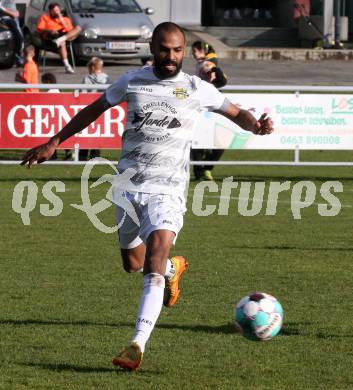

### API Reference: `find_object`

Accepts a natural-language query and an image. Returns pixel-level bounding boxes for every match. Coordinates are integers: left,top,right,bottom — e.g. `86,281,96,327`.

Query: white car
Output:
0,20,15,68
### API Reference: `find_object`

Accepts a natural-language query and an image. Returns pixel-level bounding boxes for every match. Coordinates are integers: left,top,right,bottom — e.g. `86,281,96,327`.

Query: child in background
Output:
79,57,111,160
191,40,227,88
15,45,39,92
41,72,60,92
82,56,111,85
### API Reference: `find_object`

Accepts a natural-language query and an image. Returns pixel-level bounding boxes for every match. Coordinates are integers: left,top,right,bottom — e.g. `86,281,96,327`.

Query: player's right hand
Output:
21,142,57,168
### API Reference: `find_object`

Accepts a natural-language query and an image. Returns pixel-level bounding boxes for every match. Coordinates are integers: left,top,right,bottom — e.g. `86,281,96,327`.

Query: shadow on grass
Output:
316,332,353,339
280,321,313,336
0,318,134,327
157,322,237,334
23,362,115,374
21,362,163,375
221,244,353,252
3,318,351,339
0,318,236,334
281,322,353,339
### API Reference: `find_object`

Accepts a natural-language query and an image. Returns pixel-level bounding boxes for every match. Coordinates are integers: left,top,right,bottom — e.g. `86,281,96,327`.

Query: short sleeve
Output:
36,15,45,31
63,17,73,32
198,80,226,111
104,72,129,107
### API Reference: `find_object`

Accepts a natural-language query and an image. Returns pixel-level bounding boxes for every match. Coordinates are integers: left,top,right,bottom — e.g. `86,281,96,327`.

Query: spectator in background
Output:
41,72,72,160
0,0,24,66
191,40,217,73
79,57,111,160
15,45,39,92
198,58,228,89
37,2,81,74
41,71,59,92
82,56,111,85
191,41,228,181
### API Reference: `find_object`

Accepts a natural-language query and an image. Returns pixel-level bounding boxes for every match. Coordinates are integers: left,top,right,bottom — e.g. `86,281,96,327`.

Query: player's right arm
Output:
21,95,111,168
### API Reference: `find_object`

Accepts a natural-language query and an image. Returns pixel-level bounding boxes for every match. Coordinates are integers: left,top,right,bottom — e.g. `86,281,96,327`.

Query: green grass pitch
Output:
0,150,353,389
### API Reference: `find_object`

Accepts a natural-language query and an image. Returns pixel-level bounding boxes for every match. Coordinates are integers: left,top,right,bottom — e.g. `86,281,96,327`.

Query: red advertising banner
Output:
0,92,126,149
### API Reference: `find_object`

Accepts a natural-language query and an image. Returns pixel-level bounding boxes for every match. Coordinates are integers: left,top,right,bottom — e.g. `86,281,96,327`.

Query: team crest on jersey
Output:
173,87,189,99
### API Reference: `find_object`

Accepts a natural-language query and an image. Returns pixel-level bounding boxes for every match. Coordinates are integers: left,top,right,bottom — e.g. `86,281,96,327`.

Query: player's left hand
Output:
254,113,274,135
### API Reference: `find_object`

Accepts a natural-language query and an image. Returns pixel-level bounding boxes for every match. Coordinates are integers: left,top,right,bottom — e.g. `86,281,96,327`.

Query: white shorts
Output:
115,191,186,249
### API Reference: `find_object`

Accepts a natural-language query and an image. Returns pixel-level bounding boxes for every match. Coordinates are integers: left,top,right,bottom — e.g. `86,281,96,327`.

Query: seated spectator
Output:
0,0,24,66
15,45,39,92
36,2,81,74
79,57,111,160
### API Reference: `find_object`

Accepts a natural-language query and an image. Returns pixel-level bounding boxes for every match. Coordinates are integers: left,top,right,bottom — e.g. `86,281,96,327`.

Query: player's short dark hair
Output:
151,22,185,45
48,2,61,10
41,72,57,84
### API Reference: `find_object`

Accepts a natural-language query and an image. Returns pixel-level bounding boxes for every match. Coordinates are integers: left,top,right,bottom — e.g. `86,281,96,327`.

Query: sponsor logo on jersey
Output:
173,87,189,99
132,112,181,131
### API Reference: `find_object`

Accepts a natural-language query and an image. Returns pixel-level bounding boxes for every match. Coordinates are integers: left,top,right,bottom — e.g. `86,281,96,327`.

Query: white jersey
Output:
104,66,226,197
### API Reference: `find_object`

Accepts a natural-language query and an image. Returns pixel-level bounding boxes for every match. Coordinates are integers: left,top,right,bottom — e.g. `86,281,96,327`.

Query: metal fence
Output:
1,83,353,166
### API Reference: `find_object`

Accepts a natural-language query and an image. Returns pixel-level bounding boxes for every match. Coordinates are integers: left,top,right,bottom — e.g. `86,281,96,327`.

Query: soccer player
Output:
21,22,274,371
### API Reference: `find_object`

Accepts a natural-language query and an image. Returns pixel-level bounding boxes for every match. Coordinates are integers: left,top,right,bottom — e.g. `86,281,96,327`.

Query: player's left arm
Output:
215,100,274,135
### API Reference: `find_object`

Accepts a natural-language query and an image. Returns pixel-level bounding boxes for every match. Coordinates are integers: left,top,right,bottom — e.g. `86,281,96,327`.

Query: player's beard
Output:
154,58,182,79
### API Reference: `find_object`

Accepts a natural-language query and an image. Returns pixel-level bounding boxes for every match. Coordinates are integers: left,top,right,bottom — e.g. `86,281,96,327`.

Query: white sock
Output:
165,258,176,280
132,273,165,353
63,58,70,67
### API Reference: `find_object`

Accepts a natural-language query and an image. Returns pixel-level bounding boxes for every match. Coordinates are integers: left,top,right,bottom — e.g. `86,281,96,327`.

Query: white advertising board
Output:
192,93,353,150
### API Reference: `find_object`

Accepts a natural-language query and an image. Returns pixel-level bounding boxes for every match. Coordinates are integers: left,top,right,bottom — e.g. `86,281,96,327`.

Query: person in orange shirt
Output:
37,2,81,74
15,45,39,92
